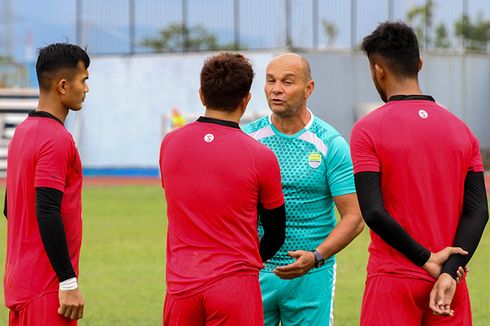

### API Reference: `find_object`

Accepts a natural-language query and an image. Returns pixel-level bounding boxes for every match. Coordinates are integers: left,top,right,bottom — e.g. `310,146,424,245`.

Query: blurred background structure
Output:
0,0,489,176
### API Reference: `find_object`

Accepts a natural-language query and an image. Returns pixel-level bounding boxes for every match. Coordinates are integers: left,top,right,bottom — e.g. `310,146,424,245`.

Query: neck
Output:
272,106,311,135
204,107,242,124
385,78,423,100
37,93,69,123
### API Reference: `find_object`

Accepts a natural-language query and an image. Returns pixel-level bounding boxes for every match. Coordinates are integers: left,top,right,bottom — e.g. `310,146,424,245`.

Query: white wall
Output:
77,50,490,170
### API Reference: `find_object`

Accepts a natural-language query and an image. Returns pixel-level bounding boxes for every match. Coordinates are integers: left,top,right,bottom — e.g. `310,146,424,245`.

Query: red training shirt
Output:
5,111,83,309
350,96,484,282
160,117,284,297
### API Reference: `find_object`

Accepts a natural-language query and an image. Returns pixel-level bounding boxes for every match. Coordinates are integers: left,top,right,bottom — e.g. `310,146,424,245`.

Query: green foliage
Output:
455,12,490,52
434,23,450,49
321,20,338,47
406,0,434,48
141,23,246,52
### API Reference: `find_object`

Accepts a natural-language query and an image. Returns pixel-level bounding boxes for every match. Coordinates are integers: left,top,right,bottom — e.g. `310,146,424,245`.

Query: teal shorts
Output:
260,264,336,326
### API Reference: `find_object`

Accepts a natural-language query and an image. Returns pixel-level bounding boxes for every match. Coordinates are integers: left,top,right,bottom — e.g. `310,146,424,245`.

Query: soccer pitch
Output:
0,185,488,325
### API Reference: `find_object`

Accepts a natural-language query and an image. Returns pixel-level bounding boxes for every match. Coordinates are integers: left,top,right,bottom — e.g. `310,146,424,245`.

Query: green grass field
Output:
0,185,488,325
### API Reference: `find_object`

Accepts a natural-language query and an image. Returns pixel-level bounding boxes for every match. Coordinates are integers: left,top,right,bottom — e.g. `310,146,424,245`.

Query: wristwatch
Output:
311,249,325,268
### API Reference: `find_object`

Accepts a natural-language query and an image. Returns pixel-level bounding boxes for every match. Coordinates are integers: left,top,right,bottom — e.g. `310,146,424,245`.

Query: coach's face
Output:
265,55,313,118
61,61,89,111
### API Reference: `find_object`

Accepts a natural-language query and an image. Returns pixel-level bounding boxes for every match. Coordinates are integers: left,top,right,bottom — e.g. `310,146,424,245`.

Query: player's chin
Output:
71,104,83,111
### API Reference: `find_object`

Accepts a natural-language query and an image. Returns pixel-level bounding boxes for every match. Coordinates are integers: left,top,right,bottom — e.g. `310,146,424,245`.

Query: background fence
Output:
76,0,490,54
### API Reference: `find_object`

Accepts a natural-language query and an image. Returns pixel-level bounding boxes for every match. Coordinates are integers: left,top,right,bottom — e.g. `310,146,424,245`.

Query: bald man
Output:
243,53,364,326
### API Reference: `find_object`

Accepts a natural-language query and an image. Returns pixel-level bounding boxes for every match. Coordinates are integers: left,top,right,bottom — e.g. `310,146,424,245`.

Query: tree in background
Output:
406,0,434,49
322,20,338,47
434,23,450,49
455,12,490,52
141,23,218,52
141,23,245,52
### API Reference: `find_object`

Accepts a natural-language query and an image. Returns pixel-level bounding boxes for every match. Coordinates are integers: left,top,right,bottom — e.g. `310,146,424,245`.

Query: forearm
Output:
355,172,431,266
36,187,77,283
259,204,286,262
442,172,489,279
316,212,364,259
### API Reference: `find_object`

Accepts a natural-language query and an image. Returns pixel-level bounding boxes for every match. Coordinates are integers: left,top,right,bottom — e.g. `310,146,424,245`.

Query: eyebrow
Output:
266,73,296,79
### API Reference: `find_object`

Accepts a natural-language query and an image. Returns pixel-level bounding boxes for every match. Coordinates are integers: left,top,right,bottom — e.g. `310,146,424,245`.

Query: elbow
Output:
482,206,489,226
355,217,365,236
360,207,384,230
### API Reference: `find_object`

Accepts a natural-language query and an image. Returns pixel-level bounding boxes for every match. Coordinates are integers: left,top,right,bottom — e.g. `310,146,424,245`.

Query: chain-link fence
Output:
76,0,490,55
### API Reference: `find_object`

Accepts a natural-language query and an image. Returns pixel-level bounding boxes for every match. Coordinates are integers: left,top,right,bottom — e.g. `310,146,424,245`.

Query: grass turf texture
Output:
0,185,488,325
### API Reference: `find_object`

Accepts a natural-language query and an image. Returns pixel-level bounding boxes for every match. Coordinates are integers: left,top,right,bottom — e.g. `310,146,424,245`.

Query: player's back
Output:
160,117,280,296
352,97,483,280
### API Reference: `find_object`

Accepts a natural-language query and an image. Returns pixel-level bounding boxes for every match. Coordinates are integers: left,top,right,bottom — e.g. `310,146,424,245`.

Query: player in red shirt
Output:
4,43,89,325
160,53,286,325
351,22,488,325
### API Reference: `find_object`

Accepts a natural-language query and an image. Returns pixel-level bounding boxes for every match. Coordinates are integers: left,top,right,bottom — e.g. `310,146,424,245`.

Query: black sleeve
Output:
3,190,6,219
442,171,489,279
355,171,431,266
36,187,77,282
259,204,286,262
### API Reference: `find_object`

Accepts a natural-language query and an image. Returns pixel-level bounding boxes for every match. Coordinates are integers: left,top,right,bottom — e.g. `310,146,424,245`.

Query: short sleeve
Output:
469,132,484,173
34,134,72,192
325,136,356,197
350,120,380,174
255,147,284,209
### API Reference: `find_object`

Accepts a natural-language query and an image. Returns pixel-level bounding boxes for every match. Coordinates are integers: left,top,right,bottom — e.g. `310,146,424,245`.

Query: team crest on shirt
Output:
307,151,322,168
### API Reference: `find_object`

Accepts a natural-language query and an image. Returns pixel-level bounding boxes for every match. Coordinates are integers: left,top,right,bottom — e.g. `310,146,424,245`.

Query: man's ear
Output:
374,63,384,81
57,79,68,95
418,58,423,72
199,88,206,107
305,79,314,99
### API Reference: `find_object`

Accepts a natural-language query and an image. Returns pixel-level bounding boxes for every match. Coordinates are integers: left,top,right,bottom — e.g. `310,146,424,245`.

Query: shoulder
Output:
309,116,346,148
242,115,270,135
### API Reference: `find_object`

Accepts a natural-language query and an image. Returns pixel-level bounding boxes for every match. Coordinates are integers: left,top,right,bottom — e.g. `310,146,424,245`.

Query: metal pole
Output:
462,0,468,51
76,0,82,45
388,0,394,21
234,0,240,50
312,0,318,50
424,0,429,49
129,0,135,54
286,0,292,48
351,0,357,49
182,0,189,52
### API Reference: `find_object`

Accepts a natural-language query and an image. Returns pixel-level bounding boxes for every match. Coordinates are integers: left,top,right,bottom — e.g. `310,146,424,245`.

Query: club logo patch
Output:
204,133,214,142
418,109,428,119
308,151,322,168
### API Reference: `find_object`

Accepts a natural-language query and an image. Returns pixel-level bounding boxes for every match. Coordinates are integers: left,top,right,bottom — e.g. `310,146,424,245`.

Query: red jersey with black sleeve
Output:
350,95,484,282
5,111,83,309
160,117,284,298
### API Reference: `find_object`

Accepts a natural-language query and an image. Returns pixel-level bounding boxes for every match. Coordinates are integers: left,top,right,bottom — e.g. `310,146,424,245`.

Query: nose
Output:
84,84,89,93
271,82,282,94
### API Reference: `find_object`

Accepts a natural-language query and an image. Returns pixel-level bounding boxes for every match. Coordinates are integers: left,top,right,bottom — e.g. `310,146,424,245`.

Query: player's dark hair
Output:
36,43,90,90
200,52,254,111
361,21,420,78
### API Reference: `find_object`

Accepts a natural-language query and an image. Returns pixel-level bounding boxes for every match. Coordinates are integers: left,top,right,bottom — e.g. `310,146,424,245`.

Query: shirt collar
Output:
196,116,240,129
28,110,64,125
387,95,436,102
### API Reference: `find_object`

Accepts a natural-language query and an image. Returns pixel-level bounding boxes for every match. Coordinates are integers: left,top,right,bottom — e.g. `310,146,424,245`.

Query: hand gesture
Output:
429,273,457,317
58,288,84,320
273,250,316,279
422,247,467,279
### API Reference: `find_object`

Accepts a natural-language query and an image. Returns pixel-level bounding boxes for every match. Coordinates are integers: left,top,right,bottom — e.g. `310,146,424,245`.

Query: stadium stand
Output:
0,88,38,177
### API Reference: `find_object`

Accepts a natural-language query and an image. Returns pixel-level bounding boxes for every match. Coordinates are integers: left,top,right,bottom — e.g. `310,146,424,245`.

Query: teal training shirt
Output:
243,111,355,272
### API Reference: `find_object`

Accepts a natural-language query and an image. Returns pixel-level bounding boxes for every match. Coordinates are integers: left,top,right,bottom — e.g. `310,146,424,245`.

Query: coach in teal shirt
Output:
243,53,364,326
